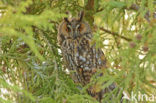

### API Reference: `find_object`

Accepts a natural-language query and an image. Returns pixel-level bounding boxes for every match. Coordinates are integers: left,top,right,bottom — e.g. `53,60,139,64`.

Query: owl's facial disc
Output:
64,17,85,39
65,23,82,39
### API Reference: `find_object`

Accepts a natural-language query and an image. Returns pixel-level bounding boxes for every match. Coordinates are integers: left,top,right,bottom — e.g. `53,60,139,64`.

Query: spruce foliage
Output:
0,0,155,103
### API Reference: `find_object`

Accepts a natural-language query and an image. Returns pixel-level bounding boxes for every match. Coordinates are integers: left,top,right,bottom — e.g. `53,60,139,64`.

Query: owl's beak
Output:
73,31,79,39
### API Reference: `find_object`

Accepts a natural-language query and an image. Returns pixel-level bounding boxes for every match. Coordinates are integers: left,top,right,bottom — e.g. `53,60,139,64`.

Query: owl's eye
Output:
66,25,71,32
66,27,70,32
77,24,82,32
77,24,81,29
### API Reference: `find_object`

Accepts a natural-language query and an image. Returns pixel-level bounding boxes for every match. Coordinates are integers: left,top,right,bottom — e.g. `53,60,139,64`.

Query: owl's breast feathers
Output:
60,35,107,85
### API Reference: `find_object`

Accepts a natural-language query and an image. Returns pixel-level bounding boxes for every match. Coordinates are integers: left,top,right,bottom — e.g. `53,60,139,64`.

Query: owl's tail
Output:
87,82,123,103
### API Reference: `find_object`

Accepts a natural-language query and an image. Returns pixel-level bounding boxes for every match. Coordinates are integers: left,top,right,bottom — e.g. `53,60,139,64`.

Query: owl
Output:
57,11,117,102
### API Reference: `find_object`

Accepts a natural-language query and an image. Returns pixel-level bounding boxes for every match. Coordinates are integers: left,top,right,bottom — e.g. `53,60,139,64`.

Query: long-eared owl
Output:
57,11,116,101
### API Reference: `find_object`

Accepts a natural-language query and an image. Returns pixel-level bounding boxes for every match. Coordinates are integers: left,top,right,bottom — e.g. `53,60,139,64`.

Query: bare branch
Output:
100,27,132,42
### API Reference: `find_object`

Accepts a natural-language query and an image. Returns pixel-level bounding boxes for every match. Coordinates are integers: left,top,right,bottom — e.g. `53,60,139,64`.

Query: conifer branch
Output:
100,27,132,42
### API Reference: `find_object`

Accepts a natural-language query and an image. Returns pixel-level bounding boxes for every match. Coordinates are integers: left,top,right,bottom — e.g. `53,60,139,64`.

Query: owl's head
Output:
58,11,92,41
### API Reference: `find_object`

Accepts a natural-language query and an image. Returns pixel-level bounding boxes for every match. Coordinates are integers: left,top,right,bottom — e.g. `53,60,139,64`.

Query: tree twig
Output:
100,27,132,42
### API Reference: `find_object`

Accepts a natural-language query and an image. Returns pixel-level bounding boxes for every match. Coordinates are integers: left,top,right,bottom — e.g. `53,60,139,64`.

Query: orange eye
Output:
78,24,83,32
66,25,71,32
78,25,81,30
67,27,70,32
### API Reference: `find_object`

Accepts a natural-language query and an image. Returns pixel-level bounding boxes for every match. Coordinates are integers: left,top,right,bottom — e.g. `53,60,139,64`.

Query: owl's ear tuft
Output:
78,11,84,22
64,18,70,24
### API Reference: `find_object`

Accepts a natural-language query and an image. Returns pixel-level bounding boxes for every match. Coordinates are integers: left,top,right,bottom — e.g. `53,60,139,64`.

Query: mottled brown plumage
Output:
57,11,117,102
